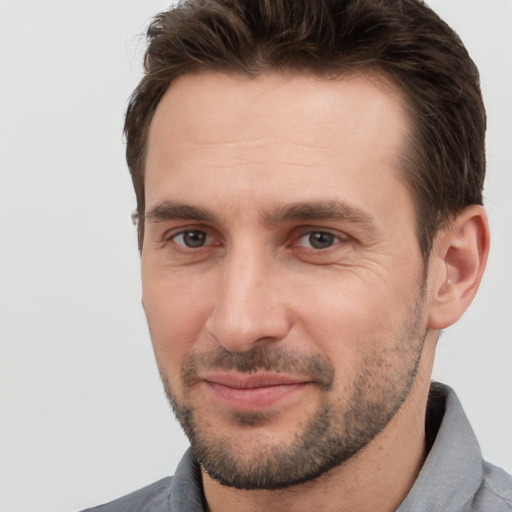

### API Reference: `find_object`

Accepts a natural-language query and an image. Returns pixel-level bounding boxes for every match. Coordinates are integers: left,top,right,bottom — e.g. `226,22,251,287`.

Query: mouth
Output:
200,372,313,410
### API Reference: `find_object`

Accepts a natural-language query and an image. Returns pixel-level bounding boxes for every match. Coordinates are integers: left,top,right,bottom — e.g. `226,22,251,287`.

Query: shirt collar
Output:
170,449,206,511
397,382,483,511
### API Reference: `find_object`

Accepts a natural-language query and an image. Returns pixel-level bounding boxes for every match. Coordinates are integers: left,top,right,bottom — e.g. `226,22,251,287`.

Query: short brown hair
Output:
125,0,486,258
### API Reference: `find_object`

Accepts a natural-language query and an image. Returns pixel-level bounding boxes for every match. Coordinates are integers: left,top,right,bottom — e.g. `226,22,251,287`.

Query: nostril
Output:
205,305,291,354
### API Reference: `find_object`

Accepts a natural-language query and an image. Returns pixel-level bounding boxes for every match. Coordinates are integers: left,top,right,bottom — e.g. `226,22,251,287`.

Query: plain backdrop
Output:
0,1,511,511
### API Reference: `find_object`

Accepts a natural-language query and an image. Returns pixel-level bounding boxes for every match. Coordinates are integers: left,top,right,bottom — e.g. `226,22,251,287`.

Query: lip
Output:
200,372,312,410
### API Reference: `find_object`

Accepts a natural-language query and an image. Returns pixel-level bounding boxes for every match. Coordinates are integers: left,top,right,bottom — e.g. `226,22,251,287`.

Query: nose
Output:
205,248,292,352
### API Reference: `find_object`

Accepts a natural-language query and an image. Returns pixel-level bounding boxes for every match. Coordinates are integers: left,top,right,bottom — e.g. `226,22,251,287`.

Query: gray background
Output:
0,1,510,511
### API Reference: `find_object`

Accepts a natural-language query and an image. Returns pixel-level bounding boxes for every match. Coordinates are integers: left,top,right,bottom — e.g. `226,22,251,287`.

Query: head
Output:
127,0,489,493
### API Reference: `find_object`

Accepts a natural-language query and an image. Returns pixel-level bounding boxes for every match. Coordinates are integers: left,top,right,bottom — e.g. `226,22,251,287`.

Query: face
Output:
142,72,429,490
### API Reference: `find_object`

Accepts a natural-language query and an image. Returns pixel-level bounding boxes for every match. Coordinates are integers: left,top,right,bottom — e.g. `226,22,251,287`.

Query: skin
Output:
141,72,489,512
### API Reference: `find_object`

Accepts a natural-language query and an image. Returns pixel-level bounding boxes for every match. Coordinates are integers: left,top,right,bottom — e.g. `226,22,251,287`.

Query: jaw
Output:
159,330,435,493
199,333,437,512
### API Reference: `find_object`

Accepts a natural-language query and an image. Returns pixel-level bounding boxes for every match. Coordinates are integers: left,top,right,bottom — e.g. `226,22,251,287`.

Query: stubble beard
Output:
158,288,427,491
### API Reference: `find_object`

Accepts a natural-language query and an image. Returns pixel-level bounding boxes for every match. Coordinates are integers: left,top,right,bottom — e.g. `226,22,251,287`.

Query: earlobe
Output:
427,206,490,330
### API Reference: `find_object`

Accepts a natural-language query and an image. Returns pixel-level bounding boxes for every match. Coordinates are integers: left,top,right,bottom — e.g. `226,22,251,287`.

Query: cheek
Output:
296,269,419,359
142,270,213,381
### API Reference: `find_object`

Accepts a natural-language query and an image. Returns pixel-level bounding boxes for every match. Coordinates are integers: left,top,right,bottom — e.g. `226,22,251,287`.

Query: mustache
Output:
182,345,335,391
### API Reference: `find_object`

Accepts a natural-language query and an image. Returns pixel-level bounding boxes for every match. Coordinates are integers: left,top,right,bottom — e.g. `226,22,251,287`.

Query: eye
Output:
295,231,343,250
171,230,212,248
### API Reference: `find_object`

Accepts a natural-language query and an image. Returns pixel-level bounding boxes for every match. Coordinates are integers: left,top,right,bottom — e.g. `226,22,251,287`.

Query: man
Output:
84,0,512,510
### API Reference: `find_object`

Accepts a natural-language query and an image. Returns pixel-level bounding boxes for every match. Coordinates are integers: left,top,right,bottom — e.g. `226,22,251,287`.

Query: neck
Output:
203,335,437,512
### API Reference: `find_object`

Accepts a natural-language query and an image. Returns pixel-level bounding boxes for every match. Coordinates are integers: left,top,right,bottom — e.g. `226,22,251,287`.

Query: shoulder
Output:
471,461,512,512
80,448,205,512
80,477,173,512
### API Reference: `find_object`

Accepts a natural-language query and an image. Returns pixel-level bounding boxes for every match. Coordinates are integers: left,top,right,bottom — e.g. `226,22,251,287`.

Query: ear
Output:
427,205,490,330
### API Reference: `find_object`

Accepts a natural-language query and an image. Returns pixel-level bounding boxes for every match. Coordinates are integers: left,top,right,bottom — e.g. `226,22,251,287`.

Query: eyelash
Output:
165,229,216,250
164,227,348,253
294,230,347,251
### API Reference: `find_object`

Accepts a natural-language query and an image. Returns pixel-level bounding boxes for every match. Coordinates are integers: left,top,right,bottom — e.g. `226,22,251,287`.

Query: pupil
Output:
309,232,334,249
184,231,206,248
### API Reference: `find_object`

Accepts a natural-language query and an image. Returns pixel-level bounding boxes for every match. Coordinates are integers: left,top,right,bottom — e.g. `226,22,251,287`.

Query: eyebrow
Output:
144,199,376,228
144,201,214,223
263,200,376,227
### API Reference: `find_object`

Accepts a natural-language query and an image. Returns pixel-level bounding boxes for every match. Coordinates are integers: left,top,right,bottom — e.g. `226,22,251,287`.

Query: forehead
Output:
148,70,408,150
145,71,412,221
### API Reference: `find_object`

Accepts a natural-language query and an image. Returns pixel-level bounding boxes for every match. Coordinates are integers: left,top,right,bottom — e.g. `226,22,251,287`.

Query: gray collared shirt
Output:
82,383,512,511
